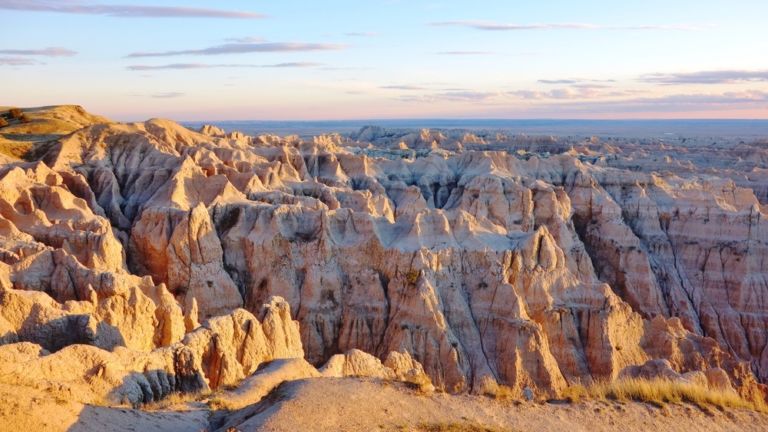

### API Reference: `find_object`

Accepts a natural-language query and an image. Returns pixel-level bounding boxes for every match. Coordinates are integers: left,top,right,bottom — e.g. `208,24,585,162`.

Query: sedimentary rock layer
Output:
0,105,765,401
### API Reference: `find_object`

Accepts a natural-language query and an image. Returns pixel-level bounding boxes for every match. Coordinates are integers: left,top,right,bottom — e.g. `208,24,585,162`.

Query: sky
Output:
1,0,767,121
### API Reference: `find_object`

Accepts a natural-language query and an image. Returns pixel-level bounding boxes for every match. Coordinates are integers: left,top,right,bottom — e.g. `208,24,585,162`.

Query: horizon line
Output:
175,117,768,123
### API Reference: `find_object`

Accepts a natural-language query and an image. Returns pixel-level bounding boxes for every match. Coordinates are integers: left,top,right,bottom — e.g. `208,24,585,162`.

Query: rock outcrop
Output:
0,106,766,406
0,296,303,406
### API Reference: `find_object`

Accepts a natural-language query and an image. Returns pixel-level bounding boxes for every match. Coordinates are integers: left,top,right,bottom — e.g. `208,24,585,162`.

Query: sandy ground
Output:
3,377,768,431
217,378,768,432
0,383,208,432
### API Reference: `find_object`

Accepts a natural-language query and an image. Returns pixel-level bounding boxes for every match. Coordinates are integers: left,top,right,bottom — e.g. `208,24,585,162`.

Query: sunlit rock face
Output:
1,106,766,400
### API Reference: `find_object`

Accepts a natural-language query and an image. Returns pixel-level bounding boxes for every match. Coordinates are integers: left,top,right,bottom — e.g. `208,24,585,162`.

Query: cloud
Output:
0,46,76,56
512,90,768,113
126,42,345,58
511,90,560,100
510,87,610,100
437,91,498,101
619,91,768,105
572,83,613,89
436,51,493,55
127,62,322,71
538,79,577,84
539,90,768,115
151,92,185,99
265,62,324,68
0,57,41,66
393,85,766,117
0,0,263,19
398,91,500,103
639,70,768,84
538,78,616,85
224,37,265,43
380,85,428,91
344,32,377,37
320,66,369,71
430,21,703,31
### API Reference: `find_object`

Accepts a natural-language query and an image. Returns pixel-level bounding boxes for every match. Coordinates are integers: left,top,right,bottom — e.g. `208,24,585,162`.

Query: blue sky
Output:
1,0,767,120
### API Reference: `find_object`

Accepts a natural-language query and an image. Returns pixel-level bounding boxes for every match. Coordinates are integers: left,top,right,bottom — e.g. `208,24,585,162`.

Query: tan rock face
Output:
1,107,766,404
320,348,433,391
0,295,303,406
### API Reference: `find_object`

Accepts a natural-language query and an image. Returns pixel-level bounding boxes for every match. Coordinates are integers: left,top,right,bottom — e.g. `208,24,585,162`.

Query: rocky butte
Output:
0,105,767,431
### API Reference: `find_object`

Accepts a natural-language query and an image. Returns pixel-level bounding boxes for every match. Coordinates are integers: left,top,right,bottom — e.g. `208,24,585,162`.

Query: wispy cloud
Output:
127,62,322,71
639,70,768,84
538,78,617,87
618,90,768,105
151,92,185,99
0,46,76,56
513,89,768,107
436,51,493,56
543,90,768,114
0,0,264,19
0,57,41,66
399,91,500,103
511,86,637,100
126,42,346,58
431,21,704,31
437,91,499,101
538,79,579,84
224,37,265,43
264,62,323,68
380,85,429,91
394,86,766,116
344,32,377,37
511,89,593,100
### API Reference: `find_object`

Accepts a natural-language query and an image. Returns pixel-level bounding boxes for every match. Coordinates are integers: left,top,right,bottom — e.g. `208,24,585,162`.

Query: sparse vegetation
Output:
405,269,420,284
207,396,239,411
141,390,210,411
416,422,513,432
490,385,520,401
562,378,768,412
0,118,8,128
8,108,23,119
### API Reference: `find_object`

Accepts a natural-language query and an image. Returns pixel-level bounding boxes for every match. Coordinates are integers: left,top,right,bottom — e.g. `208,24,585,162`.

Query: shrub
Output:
405,270,420,284
207,396,238,411
142,390,210,411
0,117,7,128
19,113,30,123
8,108,22,119
491,385,520,401
562,378,768,412
417,422,509,432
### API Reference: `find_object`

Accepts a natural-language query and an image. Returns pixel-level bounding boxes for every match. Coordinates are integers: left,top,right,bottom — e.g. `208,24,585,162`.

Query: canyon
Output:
0,105,767,431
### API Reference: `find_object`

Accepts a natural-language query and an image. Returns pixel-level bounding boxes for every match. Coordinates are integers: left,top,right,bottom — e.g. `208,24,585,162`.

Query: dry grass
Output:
562,378,768,412
415,422,513,432
141,390,210,411
0,137,33,159
207,396,239,411
491,385,520,401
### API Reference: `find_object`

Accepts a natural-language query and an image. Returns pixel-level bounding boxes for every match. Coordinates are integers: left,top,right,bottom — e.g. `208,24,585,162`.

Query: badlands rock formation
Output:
0,106,767,416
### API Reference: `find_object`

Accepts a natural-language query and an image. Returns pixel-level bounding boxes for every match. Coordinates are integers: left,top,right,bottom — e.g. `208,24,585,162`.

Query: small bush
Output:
405,270,420,284
492,385,520,401
417,422,509,432
0,117,8,128
207,396,238,411
18,113,30,123
8,108,23,119
142,390,210,411
562,378,768,412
